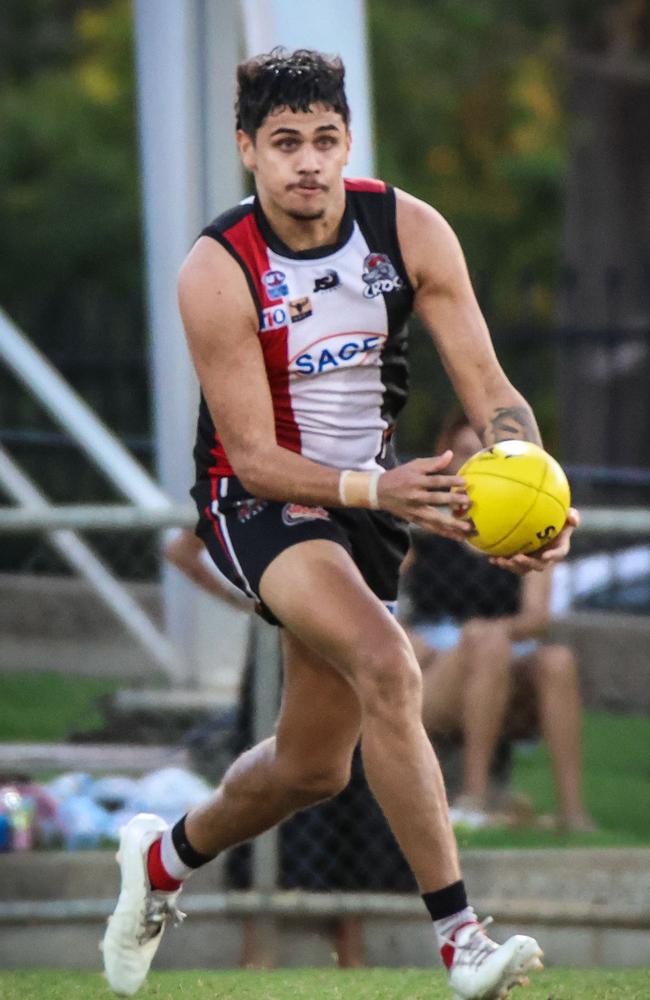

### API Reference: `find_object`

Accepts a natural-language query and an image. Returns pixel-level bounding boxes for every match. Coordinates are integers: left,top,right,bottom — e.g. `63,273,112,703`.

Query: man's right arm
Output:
179,237,341,505
178,237,470,538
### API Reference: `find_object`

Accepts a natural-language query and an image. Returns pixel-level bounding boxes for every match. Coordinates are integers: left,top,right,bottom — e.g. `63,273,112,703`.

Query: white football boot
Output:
101,813,185,996
445,918,543,1000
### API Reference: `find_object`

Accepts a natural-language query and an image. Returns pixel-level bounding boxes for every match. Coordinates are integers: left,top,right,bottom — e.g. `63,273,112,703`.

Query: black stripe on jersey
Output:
201,203,263,322
349,185,414,433
349,185,413,294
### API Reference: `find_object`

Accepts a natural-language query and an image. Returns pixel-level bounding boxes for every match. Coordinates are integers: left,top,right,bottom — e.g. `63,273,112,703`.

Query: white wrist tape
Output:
368,470,381,509
338,469,382,509
338,470,352,506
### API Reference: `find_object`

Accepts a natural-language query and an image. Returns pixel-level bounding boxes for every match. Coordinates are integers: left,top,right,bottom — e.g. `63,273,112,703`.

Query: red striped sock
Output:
147,836,183,892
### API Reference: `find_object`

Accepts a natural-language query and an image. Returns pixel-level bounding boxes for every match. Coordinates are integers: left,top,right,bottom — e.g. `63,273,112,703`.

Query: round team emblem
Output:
262,269,289,301
361,252,404,299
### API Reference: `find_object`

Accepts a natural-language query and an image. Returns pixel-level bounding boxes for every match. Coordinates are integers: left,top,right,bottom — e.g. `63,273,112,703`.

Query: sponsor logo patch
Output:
361,252,404,299
294,334,382,375
281,503,331,526
261,305,288,332
235,498,268,523
313,269,340,293
289,296,313,323
262,269,289,301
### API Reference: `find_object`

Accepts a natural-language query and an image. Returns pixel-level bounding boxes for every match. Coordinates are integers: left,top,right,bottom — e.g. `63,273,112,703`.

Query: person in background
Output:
403,411,595,833
164,528,253,613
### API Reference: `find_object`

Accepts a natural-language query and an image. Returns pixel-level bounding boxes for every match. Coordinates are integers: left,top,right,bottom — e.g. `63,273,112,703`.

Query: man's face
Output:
237,103,351,221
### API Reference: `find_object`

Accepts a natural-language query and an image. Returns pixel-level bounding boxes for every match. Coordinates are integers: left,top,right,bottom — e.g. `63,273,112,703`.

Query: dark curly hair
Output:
235,47,350,137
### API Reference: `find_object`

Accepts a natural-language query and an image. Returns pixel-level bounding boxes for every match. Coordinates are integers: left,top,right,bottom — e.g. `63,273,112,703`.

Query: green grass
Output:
454,710,650,849
0,671,123,742
1,968,649,999
1,672,649,847
515,711,650,838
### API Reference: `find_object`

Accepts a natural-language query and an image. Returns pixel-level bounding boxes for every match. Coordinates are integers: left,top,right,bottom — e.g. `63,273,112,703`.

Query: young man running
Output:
103,48,578,999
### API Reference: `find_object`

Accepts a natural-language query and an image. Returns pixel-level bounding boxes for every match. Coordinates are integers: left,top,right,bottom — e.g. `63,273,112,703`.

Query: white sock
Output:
159,826,195,882
434,905,478,953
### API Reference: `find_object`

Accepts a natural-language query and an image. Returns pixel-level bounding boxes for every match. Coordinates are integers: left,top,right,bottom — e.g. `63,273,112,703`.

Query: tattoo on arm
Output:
484,407,542,446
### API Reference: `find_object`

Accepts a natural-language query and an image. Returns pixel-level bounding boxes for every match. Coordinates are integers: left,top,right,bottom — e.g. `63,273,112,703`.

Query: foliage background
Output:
0,1,647,461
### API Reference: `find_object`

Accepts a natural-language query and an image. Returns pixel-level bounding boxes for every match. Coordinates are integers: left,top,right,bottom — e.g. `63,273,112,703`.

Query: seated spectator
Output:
165,528,253,612
402,412,596,833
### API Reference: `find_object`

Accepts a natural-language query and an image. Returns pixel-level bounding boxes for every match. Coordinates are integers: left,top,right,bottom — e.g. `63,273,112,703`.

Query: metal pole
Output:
250,618,282,888
133,0,248,690
248,616,282,965
0,505,196,533
0,310,170,510
0,446,184,679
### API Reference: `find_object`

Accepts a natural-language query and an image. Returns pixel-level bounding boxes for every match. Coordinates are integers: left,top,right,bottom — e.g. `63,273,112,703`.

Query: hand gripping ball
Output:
452,440,571,557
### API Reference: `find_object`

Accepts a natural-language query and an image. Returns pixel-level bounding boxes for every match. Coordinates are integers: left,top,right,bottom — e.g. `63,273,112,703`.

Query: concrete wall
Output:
551,612,650,714
1,849,648,970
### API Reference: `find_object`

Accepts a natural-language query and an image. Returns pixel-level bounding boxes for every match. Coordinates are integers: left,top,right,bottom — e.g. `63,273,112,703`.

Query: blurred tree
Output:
558,0,650,479
0,0,141,354
0,0,147,507
369,0,650,463
368,0,572,451
2,0,645,471
368,0,568,325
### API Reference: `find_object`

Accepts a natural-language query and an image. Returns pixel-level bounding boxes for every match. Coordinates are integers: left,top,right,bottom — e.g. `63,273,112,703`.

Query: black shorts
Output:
191,476,410,626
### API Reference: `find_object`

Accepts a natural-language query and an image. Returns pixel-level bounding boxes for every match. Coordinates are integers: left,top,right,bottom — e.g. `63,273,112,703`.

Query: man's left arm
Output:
395,189,578,571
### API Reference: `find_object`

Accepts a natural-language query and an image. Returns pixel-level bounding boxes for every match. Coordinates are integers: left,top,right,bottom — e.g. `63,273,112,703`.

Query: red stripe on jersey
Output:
344,177,387,193
222,212,302,458
208,445,233,477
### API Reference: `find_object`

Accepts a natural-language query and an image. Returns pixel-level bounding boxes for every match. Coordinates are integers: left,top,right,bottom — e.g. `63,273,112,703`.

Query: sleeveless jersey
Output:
193,178,415,484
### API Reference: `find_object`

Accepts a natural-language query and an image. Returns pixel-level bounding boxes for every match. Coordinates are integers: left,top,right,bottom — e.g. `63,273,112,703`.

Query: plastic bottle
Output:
0,785,35,851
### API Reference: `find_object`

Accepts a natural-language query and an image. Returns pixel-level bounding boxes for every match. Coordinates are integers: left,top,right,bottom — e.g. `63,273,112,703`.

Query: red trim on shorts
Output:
206,504,229,558
204,486,251,599
344,177,387,193
206,483,231,561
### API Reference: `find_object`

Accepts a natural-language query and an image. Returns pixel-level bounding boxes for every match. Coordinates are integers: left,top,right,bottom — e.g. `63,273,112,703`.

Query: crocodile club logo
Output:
361,252,404,299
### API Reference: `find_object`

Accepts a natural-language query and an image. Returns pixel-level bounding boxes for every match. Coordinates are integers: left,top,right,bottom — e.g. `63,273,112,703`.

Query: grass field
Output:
1,968,649,1000
0,671,123,742
2,671,648,848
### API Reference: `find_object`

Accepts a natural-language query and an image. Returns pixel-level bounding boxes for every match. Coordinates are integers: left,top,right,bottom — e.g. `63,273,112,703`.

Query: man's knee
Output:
276,757,352,807
462,618,509,648
461,619,510,675
354,637,423,719
537,644,578,684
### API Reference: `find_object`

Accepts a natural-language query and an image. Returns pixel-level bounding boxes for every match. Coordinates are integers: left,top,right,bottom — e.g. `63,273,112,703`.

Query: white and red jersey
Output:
193,178,415,483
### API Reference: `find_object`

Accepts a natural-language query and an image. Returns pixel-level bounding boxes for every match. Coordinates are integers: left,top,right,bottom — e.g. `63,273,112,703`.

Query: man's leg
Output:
184,629,362,855
527,645,594,830
260,539,460,892
409,622,515,819
418,643,464,736
103,620,363,996
260,541,542,998
455,621,512,808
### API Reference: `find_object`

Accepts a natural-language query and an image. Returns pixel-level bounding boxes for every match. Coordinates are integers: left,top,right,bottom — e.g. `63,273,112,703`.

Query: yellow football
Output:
452,440,571,557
